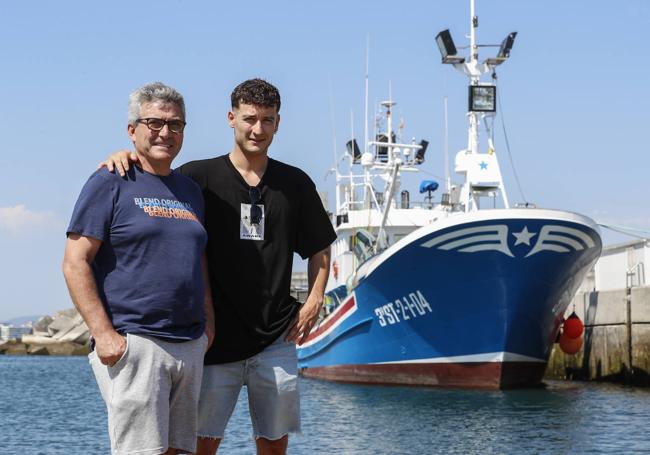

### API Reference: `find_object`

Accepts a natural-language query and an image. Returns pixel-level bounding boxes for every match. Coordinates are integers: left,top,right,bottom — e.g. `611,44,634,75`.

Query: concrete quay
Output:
545,285,650,386
0,308,90,356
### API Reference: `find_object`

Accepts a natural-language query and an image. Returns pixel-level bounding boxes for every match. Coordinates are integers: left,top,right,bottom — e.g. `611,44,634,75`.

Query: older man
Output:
63,82,214,455
102,79,336,455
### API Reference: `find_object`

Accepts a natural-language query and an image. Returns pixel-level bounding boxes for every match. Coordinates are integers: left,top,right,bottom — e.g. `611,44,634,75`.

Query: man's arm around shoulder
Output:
96,150,139,177
62,234,126,366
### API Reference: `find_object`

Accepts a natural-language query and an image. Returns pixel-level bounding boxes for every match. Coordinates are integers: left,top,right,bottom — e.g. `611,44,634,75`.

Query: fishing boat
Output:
297,0,602,389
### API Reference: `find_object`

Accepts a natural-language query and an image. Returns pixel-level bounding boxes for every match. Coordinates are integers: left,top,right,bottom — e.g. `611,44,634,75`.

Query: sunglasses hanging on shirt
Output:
249,187,262,226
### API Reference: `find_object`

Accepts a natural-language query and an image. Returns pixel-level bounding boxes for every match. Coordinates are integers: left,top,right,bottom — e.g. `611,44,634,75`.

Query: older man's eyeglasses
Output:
136,118,186,133
249,187,262,226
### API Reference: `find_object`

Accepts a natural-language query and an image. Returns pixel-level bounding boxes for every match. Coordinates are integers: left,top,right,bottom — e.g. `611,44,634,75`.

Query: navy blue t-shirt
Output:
67,167,208,340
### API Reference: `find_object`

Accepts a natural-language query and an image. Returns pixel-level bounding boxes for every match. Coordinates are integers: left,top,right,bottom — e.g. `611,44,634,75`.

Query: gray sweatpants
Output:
90,333,207,455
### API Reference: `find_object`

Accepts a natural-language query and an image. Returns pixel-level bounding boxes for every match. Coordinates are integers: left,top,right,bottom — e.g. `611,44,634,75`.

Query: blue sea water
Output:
1,356,649,454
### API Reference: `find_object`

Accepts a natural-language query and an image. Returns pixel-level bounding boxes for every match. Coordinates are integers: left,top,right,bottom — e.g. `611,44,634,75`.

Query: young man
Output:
64,82,214,455
103,79,336,455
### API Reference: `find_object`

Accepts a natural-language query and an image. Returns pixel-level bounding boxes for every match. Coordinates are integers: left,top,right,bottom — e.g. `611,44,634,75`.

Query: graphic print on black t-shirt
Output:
240,203,265,240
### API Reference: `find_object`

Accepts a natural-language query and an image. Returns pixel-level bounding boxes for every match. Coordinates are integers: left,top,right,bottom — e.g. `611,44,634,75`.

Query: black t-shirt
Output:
178,154,336,364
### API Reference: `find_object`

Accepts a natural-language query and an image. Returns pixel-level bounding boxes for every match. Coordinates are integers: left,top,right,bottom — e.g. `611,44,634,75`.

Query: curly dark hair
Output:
231,78,281,112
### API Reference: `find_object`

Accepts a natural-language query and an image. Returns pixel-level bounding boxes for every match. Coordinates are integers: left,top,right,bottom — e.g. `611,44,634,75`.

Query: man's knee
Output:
194,436,221,455
255,434,288,455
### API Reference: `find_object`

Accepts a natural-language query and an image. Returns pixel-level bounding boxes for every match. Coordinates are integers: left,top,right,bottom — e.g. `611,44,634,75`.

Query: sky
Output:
1,0,649,321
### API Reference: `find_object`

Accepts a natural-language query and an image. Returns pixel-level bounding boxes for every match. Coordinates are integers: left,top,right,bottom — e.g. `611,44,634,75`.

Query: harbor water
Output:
1,356,649,454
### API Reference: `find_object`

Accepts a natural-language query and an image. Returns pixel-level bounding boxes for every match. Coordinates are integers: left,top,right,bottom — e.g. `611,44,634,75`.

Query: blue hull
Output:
298,212,601,388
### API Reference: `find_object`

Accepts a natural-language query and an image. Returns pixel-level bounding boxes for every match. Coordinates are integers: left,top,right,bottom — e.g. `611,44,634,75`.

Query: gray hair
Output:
127,82,186,126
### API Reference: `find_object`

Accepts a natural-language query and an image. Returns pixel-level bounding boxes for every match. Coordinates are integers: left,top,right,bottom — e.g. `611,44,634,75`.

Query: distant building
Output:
291,271,309,302
0,325,33,341
579,238,648,292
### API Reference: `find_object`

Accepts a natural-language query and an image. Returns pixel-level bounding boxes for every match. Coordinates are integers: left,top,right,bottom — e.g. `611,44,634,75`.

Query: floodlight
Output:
435,29,465,64
375,133,395,162
414,139,429,164
497,32,517,59
485,31,518,66
468,85,496,112
346,139,361,163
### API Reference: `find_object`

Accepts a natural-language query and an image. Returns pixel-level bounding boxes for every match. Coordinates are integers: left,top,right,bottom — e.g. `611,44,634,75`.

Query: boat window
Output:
394,233,407,243
376,191,384,206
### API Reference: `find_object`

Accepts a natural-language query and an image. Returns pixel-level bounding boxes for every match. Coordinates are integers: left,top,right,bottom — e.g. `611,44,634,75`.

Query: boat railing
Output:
340,196,439,213
366,141,425,167
338,182,383,213
335,139,426,218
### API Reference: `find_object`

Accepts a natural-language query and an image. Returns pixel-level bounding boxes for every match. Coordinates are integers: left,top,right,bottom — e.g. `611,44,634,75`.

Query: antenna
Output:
328,76,341,214
328,76,338,168
349,109,355,149
470,0,477,63
364,35,370,155
349,109,355,206
444,96,450,192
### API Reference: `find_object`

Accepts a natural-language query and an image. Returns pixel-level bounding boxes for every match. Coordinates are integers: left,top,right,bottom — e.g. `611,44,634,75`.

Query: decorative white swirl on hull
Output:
420,225,514,257
525,225,596,257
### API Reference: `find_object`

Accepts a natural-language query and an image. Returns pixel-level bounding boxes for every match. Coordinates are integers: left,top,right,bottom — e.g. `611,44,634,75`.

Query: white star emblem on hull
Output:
512,226,536,245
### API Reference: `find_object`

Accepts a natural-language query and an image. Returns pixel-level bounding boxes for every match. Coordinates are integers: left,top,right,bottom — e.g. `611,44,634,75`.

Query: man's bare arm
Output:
96,150,139,177
201,253,215,351
62,234,126,365
286,246,331,345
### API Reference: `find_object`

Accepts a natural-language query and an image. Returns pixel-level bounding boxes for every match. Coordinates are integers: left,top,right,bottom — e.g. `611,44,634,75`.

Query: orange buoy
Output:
563,312,584,339
559,332,583,354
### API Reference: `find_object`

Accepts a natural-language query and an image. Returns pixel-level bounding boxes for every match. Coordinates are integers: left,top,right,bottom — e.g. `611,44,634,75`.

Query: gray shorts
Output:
89,333,207,455
197,333,300,441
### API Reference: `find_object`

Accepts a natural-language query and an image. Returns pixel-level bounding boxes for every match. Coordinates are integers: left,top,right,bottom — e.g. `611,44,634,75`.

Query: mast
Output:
375,98,399,252
468,0,479,158
364,35,370,155
436,0,517,212
328,78,342,217
349,109,355,211
444,96,450,193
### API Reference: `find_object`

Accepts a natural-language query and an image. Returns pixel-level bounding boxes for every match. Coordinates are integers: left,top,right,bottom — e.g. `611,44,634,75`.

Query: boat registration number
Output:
374,290,432,327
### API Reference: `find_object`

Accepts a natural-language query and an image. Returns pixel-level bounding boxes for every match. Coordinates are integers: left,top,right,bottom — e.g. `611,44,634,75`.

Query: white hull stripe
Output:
300,294,358,348
371,351,545,364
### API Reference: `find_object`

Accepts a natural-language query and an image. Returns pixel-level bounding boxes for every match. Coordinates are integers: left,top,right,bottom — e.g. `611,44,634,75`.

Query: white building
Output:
579,238,648,292
290,271,309,302
0,325,33,341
